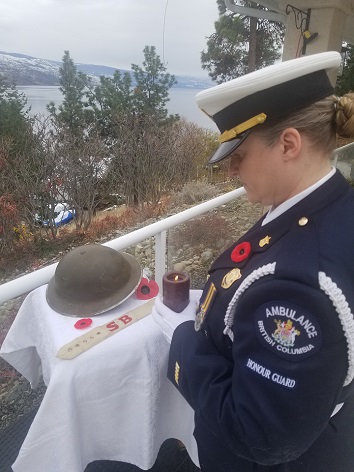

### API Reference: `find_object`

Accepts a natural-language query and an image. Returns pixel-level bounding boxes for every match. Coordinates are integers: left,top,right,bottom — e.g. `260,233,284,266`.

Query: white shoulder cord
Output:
223,263,276,341
223,266,354,387
319,272,354,386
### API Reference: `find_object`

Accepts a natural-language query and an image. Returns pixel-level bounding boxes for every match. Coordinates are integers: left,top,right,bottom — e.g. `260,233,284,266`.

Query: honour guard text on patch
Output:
246,358,296,388
254,302,322,361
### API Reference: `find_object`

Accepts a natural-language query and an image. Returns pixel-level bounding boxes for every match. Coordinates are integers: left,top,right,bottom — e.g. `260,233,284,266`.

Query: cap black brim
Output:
208,131,251,164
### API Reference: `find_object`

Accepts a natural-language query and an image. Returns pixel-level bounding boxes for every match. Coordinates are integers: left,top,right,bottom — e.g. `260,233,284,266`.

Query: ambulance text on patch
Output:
254,301,322,361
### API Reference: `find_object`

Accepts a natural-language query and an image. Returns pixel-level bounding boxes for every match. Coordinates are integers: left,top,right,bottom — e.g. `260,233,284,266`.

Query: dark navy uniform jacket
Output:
167,170,354,472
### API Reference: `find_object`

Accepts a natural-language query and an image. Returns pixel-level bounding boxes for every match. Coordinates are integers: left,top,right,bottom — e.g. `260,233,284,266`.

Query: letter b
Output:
119,315,133,325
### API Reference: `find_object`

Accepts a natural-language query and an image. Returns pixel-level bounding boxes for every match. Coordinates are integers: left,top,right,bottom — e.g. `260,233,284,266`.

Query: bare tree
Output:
108,114,219,208
51,126,114,230
168,119,219,185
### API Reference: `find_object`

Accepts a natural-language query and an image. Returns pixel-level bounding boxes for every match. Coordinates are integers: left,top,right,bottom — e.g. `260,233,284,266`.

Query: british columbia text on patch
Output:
254,302,322,361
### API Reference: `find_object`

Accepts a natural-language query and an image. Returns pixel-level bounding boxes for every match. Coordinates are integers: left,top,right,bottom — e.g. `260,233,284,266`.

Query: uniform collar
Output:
210,171,348,272
262,167,336,226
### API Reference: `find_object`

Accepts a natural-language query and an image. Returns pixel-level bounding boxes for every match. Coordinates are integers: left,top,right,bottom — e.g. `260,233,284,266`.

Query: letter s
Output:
106,321,119,332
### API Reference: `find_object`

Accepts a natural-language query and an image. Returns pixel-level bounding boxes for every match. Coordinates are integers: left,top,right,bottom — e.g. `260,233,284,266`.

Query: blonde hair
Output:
253,92,354,155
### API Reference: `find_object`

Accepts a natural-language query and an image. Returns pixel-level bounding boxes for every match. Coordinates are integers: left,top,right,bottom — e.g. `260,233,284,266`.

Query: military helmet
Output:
46,244,142,316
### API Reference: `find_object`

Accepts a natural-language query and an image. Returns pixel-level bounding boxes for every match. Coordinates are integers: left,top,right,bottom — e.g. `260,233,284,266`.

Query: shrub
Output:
169,212,232,250
12,223,33,241
169,180,219,207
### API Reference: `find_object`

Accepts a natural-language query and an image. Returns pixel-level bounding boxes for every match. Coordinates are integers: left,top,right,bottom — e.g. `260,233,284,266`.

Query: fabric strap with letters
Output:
57,299,155,360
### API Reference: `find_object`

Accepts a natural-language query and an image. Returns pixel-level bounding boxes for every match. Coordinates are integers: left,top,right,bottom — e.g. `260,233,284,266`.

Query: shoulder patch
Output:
254,302,322,361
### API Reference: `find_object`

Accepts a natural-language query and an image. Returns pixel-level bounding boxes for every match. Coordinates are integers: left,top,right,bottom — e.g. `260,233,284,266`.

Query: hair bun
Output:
334,93,354,138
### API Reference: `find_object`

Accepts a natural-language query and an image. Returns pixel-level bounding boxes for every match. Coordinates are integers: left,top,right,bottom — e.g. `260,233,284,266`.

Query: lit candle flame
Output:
174,275,179,281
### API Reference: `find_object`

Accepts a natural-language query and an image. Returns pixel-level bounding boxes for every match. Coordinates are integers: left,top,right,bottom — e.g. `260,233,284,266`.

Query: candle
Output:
162,271,190,313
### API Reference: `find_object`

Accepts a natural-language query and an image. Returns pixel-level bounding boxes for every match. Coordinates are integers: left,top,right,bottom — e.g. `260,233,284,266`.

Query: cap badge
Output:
259,235,271,247
231,241,251,263
221,268,242,289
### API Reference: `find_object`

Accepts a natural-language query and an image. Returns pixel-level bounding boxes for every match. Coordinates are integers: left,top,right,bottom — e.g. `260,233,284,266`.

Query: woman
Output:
152,51,354,471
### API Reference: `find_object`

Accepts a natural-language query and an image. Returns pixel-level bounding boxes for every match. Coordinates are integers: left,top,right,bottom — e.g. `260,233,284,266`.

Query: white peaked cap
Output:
196,51,341,163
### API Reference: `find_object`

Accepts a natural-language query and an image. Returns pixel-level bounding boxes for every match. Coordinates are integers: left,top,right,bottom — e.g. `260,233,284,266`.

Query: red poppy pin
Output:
74,318,93,329
136,277,159,300
231,241,251,263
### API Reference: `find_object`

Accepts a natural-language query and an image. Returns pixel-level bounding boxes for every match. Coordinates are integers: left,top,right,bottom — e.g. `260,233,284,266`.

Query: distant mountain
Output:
0,51,212,89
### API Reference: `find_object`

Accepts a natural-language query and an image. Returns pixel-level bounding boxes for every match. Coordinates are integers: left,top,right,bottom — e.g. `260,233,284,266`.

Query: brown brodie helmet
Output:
46,244,142,317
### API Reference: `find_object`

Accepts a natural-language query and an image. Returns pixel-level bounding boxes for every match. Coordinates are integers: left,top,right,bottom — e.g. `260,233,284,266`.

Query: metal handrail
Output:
0,187,246,305
1,140,353,306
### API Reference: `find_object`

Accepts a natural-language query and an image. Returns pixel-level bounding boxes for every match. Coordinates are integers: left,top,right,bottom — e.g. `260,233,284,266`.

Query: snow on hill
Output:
0,51,212,89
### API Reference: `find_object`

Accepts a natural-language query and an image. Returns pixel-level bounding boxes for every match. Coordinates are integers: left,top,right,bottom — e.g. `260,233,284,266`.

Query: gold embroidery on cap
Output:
259,235,271,247
221,268,242,289
218,113,267,143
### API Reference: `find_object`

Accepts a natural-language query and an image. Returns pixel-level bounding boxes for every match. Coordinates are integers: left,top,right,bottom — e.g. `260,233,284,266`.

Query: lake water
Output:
17,86,218,132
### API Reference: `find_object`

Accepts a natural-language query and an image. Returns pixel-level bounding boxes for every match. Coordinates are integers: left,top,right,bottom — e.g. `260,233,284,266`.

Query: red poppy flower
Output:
74,318,93,329
231,241,251,263
136,277,159,300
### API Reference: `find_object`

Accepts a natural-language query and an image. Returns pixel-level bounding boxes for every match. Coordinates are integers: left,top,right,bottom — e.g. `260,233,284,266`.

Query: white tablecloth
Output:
0,285,199,472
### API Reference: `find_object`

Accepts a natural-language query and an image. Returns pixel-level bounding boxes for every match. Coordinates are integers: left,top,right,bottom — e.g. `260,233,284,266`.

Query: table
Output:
0,285,200,472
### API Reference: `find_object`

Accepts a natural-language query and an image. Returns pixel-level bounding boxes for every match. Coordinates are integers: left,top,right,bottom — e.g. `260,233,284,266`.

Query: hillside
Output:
0,51,212,89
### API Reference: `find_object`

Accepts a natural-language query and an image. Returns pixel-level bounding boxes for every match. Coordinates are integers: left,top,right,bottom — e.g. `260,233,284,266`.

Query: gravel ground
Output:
0,195,263,432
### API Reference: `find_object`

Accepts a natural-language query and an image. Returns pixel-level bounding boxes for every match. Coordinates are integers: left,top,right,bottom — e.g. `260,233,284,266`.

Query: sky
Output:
1,0,219,77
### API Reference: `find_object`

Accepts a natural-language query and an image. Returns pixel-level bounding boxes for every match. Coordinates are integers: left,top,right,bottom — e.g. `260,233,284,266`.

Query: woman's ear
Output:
278,128,302,161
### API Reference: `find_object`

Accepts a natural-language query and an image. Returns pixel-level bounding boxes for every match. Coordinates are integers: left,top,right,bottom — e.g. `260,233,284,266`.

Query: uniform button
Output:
298,217,309,226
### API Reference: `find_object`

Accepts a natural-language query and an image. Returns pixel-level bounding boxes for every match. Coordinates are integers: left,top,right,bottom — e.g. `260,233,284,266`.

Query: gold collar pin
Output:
259,235,271,247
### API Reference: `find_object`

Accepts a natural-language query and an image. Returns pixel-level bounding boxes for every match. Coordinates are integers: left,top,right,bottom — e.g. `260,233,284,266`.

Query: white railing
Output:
0,187,246,305
1,140,354,306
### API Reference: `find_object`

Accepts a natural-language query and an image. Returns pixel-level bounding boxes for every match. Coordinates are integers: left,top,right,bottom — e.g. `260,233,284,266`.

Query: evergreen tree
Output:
131,46,177,120
90,46,178,206
0,76,31,154
87,69,133,142
47,50,91,135
201,1,284,83
201,14,248,83
91,45,178,136
0,76,48,246
45,47,180,210
47,51,103,229
90,45,178,146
